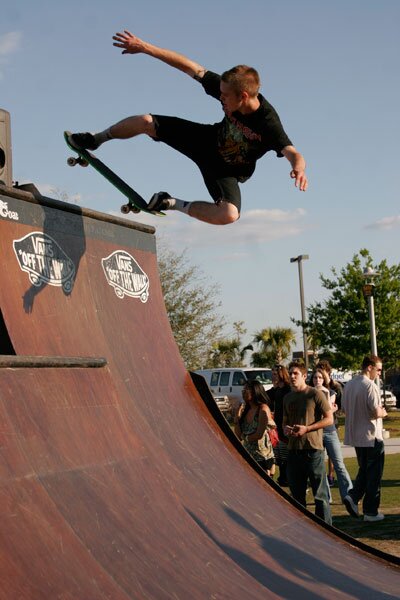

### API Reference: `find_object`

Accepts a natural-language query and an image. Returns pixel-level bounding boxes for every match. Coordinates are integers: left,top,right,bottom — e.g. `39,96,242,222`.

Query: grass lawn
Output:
228,408,400,557
309,411,400,558
325,454,400,558
336,408,400,440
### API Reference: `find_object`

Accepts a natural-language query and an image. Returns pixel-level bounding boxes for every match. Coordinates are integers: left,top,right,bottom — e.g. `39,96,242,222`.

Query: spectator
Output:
283,361,333,524
342,355,387,522
268,364,291,486
234,380,276,476
318,359,344,408
317,359,344,484
311,367,353,502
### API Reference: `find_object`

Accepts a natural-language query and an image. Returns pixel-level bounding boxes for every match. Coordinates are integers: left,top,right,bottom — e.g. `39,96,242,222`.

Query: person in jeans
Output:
283,361,333,525
342,355,387,522
311,367,353,501
317,359,344,484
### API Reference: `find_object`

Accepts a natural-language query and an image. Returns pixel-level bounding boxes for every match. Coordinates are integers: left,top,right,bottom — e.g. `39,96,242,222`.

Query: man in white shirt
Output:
342,355,387,522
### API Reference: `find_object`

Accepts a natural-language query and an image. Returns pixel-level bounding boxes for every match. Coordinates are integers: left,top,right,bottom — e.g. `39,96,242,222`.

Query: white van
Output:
195,367,273,412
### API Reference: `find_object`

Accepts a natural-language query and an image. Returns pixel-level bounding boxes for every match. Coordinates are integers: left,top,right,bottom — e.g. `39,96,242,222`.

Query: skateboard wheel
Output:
131,206,141,214
121,204,130,214
78,157,89,167
67,157,77,166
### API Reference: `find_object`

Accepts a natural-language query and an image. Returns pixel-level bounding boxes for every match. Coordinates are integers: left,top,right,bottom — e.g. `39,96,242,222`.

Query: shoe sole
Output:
67,133,98,152
343,496,359,518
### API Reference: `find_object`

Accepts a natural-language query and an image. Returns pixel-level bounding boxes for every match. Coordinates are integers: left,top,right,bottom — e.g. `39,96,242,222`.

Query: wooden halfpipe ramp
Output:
0,186,398,599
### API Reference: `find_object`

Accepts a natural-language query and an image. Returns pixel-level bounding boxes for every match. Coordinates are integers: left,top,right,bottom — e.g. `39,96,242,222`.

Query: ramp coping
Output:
0,355,107,368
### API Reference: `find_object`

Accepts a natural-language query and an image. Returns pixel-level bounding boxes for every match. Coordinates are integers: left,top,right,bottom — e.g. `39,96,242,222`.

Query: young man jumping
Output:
68,30,308,225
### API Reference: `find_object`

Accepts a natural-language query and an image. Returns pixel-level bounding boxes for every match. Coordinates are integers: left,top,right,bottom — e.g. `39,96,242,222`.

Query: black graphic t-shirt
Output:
201,71,292,179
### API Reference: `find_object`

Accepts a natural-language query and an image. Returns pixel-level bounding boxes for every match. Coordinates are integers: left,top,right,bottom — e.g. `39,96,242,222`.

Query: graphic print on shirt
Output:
217,115,262,166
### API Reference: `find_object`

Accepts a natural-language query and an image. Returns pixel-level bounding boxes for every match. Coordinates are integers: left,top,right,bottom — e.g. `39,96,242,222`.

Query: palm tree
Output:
208,338,242,367
251,327,296,366
206,321,253,368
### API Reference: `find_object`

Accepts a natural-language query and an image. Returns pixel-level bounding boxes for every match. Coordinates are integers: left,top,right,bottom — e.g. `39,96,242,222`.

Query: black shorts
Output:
151,114,241,211
258,457,276,472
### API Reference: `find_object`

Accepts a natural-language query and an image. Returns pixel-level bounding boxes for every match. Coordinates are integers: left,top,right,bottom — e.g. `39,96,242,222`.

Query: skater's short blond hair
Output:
221,65,261,98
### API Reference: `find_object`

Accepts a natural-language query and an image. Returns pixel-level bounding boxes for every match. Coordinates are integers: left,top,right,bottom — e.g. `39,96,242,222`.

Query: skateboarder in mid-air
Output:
68,30,308,226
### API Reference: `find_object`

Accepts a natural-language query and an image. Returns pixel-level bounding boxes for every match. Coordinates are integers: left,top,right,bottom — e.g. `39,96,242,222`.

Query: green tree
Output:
300,249,400,370
251,326,296,366
158,245,225,370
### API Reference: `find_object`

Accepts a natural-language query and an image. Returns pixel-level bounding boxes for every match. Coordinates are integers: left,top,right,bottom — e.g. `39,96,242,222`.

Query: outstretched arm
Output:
282,145,308,191
113,30,207,79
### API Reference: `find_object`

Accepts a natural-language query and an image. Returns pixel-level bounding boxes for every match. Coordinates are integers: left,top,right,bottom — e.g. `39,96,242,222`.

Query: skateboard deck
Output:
64,131,164,216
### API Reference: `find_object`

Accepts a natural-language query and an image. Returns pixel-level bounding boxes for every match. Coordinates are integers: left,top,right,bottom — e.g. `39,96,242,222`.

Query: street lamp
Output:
362,267,379,357
290,254,309,369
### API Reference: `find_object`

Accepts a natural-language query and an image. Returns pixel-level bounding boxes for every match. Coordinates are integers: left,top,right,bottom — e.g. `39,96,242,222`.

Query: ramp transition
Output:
0,186,399,599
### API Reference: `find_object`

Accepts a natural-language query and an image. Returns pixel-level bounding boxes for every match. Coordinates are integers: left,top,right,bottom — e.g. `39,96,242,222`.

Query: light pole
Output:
362,267,379,357
290,254,309,370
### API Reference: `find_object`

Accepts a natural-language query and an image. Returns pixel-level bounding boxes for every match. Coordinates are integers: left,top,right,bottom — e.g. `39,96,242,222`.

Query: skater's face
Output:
220,81,245,114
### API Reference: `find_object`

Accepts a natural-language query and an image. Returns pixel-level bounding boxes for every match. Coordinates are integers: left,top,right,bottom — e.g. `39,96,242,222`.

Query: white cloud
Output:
0,31,22,79
0,31,21,56
365,215,400,230
109,206,308,248
165,207,308,248
35,183,82,204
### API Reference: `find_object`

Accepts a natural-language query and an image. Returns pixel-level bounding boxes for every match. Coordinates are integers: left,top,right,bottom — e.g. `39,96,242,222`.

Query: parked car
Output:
213,394,231,415
195,368,273,416
386,374,400,401
381,388,397,409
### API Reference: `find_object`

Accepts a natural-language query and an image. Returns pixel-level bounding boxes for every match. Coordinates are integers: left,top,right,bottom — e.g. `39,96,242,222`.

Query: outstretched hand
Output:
290,169,308,192
112,30,146,54
282,146,308,192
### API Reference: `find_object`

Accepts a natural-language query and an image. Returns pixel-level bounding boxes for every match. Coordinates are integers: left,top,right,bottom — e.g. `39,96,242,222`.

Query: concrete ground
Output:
341,436,400,458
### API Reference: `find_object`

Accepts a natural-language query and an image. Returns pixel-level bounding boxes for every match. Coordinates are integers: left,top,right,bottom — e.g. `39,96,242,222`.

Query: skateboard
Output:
64,131,164,216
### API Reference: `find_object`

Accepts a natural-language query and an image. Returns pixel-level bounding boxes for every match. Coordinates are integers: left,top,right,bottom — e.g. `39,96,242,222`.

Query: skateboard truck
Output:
121,202,141,214
67,156,89,167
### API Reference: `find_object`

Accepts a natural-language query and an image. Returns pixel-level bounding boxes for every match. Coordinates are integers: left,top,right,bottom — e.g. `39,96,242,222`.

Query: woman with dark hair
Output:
311,367,353,502
268,364,291,485
234,380,276,475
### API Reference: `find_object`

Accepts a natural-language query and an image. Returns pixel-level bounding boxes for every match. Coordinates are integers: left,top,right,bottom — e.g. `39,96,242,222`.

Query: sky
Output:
1,0,399,351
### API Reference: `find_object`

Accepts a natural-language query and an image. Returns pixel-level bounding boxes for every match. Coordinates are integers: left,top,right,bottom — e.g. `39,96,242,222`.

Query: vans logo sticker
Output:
0,199,19,221
13,232,75,292
101,250,149,302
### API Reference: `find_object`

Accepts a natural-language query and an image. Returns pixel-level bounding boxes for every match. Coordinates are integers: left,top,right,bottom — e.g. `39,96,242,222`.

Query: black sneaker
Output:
148,191,173,212
68,132,99,151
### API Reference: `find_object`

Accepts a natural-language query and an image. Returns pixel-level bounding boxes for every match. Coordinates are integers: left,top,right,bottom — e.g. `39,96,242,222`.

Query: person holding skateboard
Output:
68,30,308,225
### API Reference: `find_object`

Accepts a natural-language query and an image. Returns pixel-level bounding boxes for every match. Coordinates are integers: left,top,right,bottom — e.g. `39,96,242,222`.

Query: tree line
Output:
159,246,400,373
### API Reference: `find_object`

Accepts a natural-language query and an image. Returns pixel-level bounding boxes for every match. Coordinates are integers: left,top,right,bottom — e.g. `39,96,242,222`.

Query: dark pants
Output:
350,439,385,516
275,440,289,485
151,115,243,210
287,449,332,525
